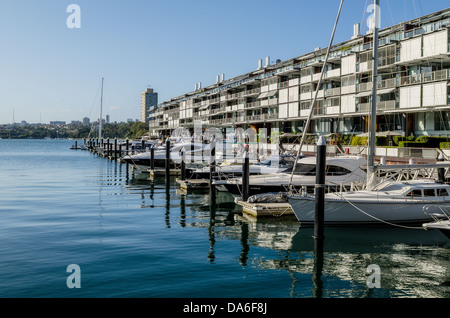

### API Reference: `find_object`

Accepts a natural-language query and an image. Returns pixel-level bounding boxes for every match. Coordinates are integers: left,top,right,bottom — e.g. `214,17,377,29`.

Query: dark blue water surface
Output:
0,139,448,298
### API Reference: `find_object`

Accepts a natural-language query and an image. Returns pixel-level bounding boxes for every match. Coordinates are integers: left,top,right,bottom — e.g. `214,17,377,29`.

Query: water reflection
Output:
232,218,449,297
126,170,449,298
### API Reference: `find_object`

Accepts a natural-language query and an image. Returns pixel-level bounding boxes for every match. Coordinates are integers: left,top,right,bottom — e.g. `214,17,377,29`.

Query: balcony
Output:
357,100,396,112
377,100,396,111
209,97,220,104
325,87,341,97
300,75,312,84
401,69,449,86
312,73,322,82
246,100,261,109
268,98,278,106
245,88,261,96
358,82,373,92
279,81,289,89
325,68,341,79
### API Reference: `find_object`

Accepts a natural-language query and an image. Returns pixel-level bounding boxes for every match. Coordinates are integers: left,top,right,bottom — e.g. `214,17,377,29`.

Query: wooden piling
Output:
210,139,216,203
165,139,171,186
314,136,326,241
242,150,249,202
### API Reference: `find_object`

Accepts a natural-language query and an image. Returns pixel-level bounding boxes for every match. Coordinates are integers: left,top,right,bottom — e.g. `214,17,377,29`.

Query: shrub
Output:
393,135,414,145
398,141,427,148
351,136,368,146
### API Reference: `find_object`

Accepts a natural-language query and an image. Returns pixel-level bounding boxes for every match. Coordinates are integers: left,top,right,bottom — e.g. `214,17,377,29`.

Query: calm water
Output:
0,139,448,298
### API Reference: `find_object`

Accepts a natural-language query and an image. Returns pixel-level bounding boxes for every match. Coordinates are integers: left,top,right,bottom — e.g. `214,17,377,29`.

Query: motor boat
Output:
185,155,297,180
289,179,450,225
120,142,209,171
215,155,367,196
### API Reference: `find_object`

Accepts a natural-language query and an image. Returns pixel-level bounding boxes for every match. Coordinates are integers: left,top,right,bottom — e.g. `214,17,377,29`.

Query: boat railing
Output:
423,204,450,221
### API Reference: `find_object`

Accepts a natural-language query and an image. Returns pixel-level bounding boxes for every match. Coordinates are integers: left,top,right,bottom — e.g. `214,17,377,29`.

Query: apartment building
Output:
149,8,450,139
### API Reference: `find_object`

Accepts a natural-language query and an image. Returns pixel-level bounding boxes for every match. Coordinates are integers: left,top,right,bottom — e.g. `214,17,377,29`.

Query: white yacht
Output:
289,179,450,225
216,155,367,196
120,142,209,171
186,155,296,180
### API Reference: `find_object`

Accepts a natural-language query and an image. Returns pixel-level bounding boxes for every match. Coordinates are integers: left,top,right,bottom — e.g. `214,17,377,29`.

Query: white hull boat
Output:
216,156,367,196
289,180,450,225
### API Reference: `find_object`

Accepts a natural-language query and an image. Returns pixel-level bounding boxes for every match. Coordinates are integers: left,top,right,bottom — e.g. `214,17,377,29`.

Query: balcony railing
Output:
279,81,289,89
401,69,449,86
245,88,261,96
325,87,341,97
246,101,261,108
358,100,396,112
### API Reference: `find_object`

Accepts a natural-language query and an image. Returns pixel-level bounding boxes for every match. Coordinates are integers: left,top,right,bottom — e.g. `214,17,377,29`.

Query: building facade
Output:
82,117,90,126
141,88,158,124
149,8,450,139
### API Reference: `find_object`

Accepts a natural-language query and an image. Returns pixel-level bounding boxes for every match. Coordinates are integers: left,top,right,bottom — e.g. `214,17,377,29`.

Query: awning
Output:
257,92,268,99
257,90,277,99
355,91,372,98
377,88,395,95
355,88,395,98
266,90,278,97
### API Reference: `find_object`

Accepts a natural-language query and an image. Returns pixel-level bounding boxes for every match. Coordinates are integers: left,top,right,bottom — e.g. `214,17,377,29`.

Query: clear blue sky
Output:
0,0,448,124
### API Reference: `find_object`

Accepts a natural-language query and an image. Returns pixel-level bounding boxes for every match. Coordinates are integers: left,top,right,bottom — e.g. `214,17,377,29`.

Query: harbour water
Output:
0,139,449,299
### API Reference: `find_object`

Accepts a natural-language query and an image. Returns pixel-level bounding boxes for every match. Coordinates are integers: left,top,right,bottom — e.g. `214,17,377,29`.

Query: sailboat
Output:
78,77,104,150
287,0,450,226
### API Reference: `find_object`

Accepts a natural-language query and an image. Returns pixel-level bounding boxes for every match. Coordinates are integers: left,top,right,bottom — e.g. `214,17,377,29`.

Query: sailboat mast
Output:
288,0,344,189
99,77,104,141
368,0,379,170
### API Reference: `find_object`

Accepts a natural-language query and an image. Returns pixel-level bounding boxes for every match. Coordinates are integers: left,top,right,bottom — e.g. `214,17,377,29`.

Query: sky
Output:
0,0,448,124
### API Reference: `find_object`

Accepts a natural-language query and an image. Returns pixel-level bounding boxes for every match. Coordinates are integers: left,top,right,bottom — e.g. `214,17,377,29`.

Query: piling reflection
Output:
312,238,324,298
208,203,216,263
194,210,449,297
125,169,449,298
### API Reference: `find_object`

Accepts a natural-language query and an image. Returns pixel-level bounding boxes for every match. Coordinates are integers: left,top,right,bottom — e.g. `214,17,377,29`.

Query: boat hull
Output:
423,220,450,238
288,196,435,225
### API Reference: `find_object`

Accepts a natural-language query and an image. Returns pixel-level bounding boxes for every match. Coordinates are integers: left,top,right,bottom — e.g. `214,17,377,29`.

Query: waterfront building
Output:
82,117,90,126
141,88,158,124
149,8,450,139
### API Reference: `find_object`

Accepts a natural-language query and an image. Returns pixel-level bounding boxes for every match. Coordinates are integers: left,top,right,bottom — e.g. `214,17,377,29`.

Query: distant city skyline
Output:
0,0,447,124
3,113,140,125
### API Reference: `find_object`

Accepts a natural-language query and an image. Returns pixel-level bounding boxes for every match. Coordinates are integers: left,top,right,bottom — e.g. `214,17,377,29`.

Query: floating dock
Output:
176,178,210,190
149,168,180,177
235,200,294,218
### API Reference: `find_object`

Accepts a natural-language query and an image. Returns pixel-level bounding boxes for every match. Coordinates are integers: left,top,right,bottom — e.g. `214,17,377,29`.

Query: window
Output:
292,164,316,175
423,189,436,197
300,101,311,110
341,75,356,87
300,84,312,94
434,111,450,131
301,68,312,77
406,189,422,197
325,97,340,107
326,165,351,176
437,188,449,197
